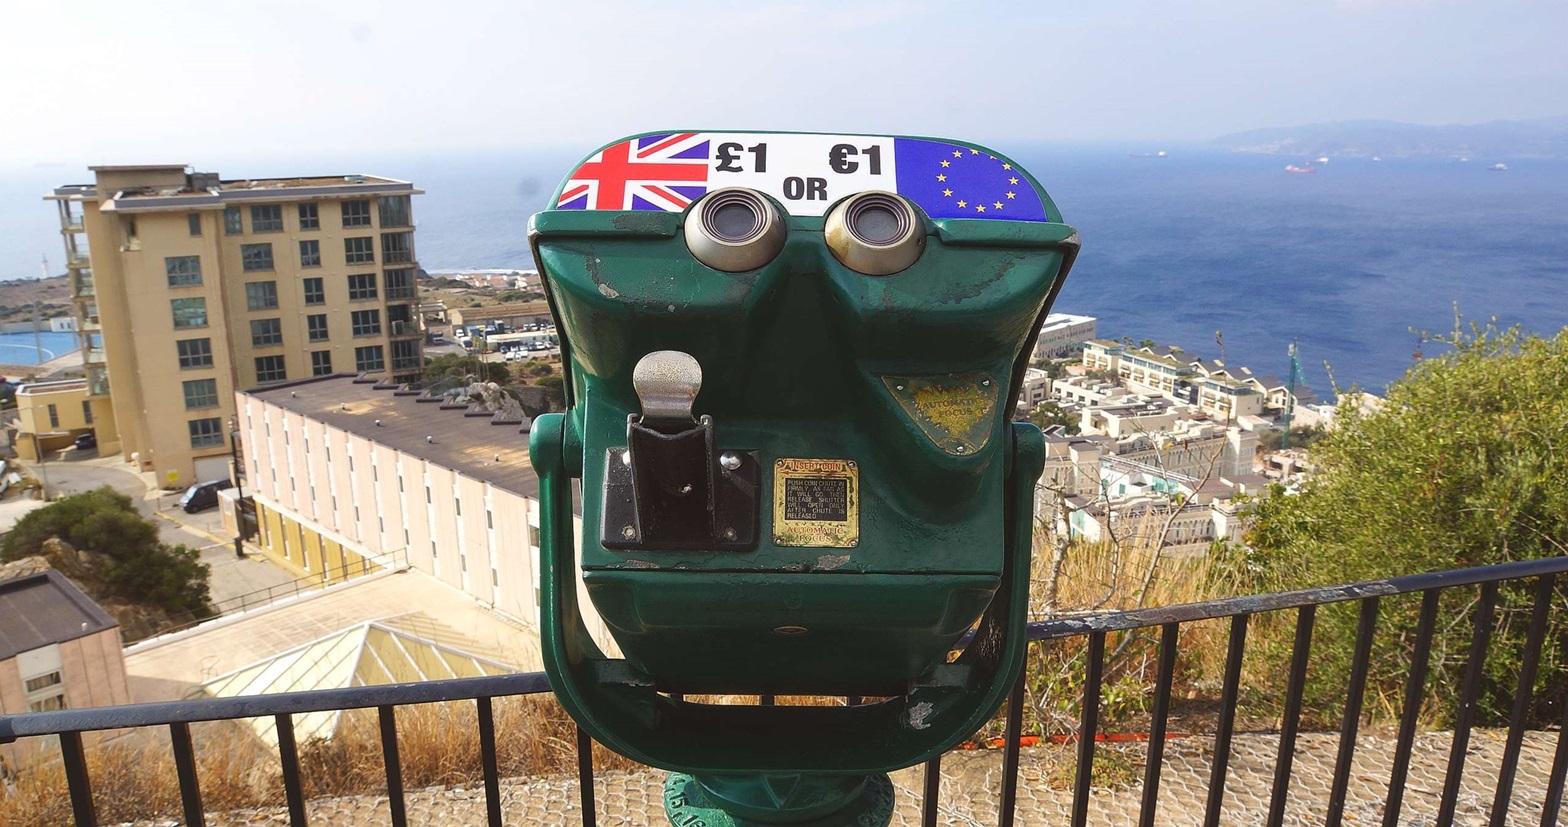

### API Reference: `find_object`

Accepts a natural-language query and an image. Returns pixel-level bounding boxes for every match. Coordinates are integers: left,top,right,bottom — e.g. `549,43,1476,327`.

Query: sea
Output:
3,146,1565,396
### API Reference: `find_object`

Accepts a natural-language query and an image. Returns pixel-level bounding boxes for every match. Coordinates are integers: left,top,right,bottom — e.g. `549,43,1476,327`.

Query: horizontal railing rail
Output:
124,547,409,644
2,556,1565,827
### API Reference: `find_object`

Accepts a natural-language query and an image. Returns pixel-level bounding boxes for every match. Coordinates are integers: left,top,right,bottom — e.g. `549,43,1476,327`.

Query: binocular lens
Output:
848,202,905,245
685,189,787,272
825,192,925,276
709,201,762,242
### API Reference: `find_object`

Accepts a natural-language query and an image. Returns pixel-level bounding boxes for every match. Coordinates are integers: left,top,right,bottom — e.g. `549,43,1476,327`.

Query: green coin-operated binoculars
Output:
527,131,1079,827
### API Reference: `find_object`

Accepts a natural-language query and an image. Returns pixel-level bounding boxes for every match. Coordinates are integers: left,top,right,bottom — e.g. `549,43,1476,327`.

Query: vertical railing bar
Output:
760,694,776,706
1490,574,1555,827
922,753,942,827
170,721,207,827
576,725,597,827
998,671,1027,827
58,730,97,827
476,697,503,827
1071,631,1107,827
1266,605,1317,827
1138,623,1180,827
1383,588,1441,827
275,713,308,826
1541,686,1568,827
1435,580,1499,827
1203,613,1250,827
848,695,863,707
378,705,407,827
1326,595,1380,827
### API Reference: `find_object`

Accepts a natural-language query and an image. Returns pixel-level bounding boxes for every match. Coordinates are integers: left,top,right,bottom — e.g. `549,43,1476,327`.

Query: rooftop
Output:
0,570,118,661
244,374,538,498
124,569,540,704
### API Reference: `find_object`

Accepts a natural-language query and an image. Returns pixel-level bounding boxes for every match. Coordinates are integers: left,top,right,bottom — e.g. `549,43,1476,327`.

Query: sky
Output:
2,0,1565,165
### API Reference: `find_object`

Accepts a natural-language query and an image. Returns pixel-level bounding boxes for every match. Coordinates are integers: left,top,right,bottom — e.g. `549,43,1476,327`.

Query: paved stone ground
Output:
120,729,1565,826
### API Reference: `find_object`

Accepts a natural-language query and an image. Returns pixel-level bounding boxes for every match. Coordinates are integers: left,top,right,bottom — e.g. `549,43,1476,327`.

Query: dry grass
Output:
0,695,629,827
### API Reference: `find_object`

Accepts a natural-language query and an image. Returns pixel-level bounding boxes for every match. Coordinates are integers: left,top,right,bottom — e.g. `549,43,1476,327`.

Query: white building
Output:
1033,313,1098,360
234,374,613,667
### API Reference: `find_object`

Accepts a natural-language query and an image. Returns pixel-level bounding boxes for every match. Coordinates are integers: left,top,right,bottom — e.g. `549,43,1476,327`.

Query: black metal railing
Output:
3,557,1565,827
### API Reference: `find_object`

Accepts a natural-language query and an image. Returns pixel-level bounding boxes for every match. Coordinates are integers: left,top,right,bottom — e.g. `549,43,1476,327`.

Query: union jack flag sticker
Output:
555,133,711,211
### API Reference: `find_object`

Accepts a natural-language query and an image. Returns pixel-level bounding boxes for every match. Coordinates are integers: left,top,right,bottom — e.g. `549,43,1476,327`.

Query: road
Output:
26,450,297,608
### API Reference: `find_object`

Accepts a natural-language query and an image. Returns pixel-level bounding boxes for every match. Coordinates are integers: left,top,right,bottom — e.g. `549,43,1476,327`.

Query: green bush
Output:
2,486,213,618
1224,320,1568,725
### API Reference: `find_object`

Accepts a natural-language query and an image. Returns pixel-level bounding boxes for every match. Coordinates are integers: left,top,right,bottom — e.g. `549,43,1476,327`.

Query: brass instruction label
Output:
882,373,999,456
772,458,859,548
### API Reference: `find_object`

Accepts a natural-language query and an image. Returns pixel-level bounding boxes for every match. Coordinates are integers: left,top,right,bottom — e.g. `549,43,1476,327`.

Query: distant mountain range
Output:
1212,116,1568,158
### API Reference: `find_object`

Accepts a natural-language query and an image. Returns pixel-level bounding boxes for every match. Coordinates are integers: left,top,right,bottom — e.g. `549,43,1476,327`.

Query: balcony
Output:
385,284,417,301
392,356,422,372
62,215,84,232
79,316,101,333
0,557,1564,827
67,251,90,269
389,319,420,337
84,347,106,365
87,367,110,396
71,274,94,299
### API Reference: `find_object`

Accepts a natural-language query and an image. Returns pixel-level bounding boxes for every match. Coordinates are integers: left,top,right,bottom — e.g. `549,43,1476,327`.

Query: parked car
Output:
179,479,234,513
73,431,97,450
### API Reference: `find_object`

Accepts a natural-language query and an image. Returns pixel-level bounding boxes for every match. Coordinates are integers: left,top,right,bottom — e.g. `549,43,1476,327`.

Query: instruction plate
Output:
772,458,859,548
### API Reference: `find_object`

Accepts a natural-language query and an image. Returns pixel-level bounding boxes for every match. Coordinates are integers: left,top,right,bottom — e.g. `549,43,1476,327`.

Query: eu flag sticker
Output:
893,139,1051,222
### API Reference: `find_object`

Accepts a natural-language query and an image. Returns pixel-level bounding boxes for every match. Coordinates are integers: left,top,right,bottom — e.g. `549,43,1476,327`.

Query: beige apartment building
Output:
46,166,424,486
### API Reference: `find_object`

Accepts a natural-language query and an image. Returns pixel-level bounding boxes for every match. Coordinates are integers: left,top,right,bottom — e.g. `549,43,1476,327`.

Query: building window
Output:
385,268,415,300
165,256,202,287
47,403,58,428
188,213,202,236
241,243,274,272
311,350,333,376
24,671,65,712
189,417,225,448
171,297,208,329
354,345,385,373
307,314,329,341
251,204,284,233
82,400,93,424
381,232,413,264
351,309,381,337
224,206,243,234
303,276,325,305
251,318,282,347
347,273,378,300
245,280,279,310
183,378,219,409
255,355,287,383
299,239,321,268
298,203,320,230
378,195,411,228
344,237,375,265
177,337,213,368
342,199,372,228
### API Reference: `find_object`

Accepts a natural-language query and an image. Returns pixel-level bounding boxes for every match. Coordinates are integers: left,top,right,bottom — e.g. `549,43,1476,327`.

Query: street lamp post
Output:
230,428,246,559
